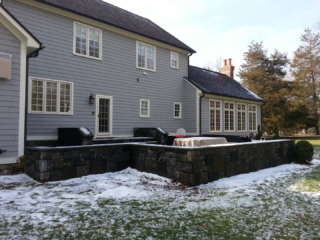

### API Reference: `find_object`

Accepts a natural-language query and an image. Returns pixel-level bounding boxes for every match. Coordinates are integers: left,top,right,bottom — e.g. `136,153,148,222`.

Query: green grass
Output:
296,139,320,147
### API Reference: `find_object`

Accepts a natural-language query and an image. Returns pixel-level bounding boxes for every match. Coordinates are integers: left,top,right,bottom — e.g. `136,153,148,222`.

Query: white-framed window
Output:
224,101,235,131
248,104,257,131
74,22,102,60
171,51,179,69
140,99,150,118
237,103,246,132
29,77,73,115
209,100,222,132
174,102,182,119
137,41,156,71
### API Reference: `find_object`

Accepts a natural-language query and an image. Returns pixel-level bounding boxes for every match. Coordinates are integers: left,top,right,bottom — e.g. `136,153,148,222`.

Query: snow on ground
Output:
0,160,319,209
0,158,319,239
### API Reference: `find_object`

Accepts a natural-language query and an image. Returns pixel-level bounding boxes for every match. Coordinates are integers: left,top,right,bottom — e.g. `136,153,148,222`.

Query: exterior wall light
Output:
88,93,95,104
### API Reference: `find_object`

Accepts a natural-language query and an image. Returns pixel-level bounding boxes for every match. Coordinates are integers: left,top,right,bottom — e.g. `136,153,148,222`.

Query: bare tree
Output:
203,56,223,72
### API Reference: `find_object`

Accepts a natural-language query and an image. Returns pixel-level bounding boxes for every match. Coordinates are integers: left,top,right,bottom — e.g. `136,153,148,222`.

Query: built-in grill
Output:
58,128,94,146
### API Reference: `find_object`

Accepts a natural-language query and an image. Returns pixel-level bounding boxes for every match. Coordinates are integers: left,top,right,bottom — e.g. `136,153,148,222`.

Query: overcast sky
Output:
104,0,320,81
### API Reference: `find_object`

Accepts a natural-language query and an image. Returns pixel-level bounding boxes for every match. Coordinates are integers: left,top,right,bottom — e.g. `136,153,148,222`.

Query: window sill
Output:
136,66,156,72
73,53,102,61
28,112,73,116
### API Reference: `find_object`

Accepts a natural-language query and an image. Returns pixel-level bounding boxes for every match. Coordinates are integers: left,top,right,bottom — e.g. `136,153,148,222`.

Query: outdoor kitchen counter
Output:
173,137,227,147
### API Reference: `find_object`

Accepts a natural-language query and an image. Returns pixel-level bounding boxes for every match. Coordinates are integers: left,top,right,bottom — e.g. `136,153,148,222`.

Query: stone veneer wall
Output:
25,140,294,186
132,140,295,186
25,144,131,182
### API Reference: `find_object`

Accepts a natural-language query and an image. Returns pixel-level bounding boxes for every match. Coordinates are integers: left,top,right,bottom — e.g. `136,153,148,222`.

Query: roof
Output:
34,0,196,53
186,66,266,103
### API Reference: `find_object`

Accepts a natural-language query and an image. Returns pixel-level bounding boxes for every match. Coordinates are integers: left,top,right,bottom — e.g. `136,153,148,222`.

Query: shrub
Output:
254,125,262,140
294,141,314,163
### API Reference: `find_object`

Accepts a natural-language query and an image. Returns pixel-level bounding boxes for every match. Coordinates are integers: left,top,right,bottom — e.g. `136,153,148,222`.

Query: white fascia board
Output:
0,7,40,50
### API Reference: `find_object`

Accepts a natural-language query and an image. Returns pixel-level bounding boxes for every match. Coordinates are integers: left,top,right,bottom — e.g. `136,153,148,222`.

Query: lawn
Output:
0,150,320,239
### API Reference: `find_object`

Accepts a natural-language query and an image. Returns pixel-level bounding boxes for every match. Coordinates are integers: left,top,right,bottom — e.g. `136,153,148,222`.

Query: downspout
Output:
199,93,206,136
24,46,45,150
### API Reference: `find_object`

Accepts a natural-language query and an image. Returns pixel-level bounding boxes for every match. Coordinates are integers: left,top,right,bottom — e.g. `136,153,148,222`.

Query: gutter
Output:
24,46,45,151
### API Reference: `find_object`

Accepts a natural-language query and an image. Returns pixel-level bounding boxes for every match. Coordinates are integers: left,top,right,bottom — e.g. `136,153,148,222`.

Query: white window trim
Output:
174,102,182,119
209,99,222,132
248,104,258,131
237,103,247,132
95,95,113,137
224,101,235,132
136,41,156,72
73,21,102,60
140,99,150,118
170,51,179,69
28,77,74,115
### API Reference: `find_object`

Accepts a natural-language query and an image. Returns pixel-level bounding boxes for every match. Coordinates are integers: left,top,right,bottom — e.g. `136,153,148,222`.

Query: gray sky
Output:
104,0,320,80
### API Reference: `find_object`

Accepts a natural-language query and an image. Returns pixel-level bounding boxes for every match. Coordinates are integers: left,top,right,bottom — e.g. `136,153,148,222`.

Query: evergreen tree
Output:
291,28,320,134
238,41,291,134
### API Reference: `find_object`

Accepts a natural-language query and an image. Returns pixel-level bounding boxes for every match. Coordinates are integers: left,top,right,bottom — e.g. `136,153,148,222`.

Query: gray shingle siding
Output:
6,0,194,138
0,22,21,159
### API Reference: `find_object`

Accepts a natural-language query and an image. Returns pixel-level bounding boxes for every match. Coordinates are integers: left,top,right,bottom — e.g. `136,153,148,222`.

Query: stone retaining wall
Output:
132,140,295,186
25,144,131,182
25,140,294,186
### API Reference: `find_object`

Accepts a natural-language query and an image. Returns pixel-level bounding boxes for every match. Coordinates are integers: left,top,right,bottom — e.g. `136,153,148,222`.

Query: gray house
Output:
0,0,264,165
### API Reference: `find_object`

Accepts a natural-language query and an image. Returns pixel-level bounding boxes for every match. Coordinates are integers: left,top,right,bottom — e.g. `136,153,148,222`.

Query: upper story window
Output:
224,102,235,132
140,99,150,118
29,77,73,115
237,103,246,132
137,42,156,71
74,22,102,60
174,102,182,119
209,100,222,132
248,104,257,131
171,52,179,69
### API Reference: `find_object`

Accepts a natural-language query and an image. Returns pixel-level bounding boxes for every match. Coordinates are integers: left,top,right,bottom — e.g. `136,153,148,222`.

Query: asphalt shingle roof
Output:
34,0,196,53
187,66,266,102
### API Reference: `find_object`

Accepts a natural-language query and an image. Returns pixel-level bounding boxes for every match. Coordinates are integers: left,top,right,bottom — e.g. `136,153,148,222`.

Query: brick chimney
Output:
220,58,235,79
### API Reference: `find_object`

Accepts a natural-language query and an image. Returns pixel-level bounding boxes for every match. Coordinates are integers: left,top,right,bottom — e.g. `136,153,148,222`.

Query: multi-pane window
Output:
237,103,246,131
209,100,222,132
224,102,235,131
171,52,179,69
137,42,156,71
74,22,101,59
140,99,150,118
174,102,182,119
30,78,73,115
248,105,257,131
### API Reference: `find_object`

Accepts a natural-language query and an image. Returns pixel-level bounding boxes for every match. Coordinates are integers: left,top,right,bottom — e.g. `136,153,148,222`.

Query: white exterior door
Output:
95,95,113,137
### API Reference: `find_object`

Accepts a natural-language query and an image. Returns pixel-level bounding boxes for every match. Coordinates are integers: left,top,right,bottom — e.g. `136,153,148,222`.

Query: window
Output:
248,105,257,131
140,99,150,118
174,102,182,119
137,42,156,71
209,100,222,132
74,22,102,59
171,52,179,69
29,78,73,115
237,103,246,131
224,102,235,131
